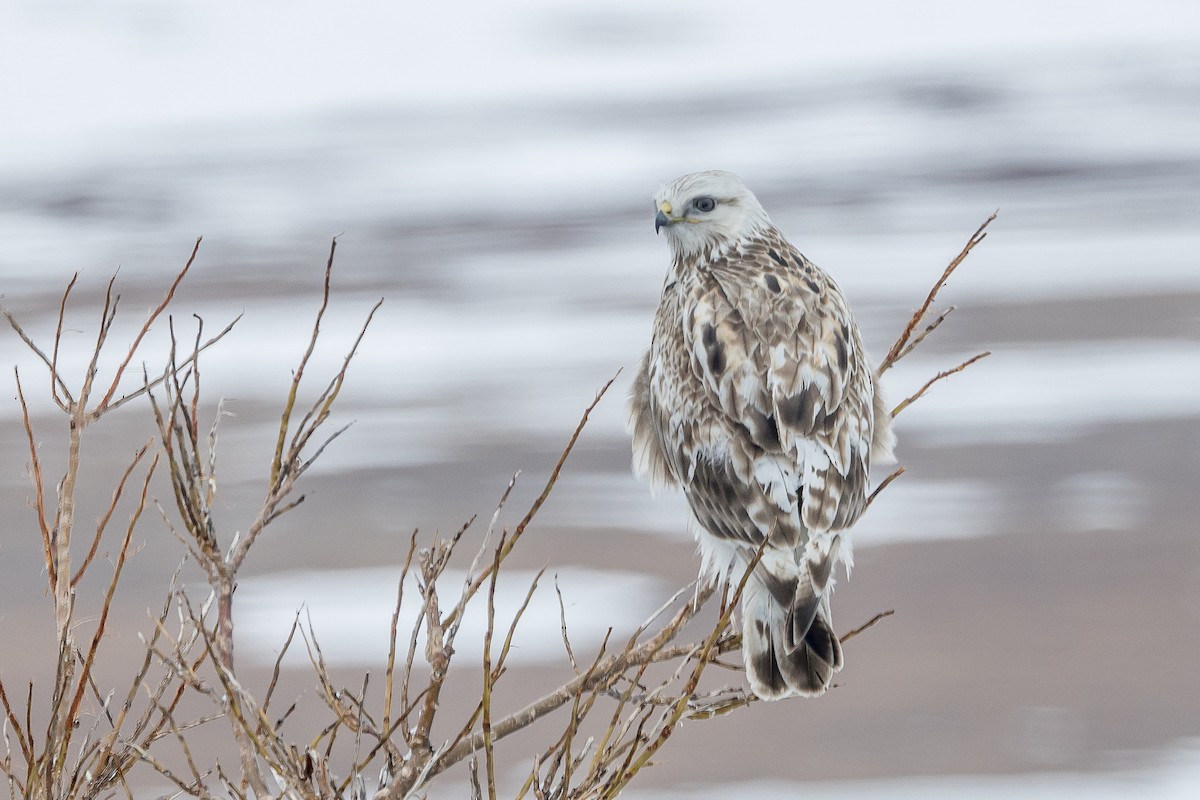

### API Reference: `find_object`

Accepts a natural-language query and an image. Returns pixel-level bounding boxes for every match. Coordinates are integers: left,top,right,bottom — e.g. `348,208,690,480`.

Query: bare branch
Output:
80,272,121,414
423,584,716,784
481,535,503,800
71,441,153,587
50,272,80,409
95,238,203,413
0,681,33,770
284,296,383,482
839,609,896,644
443,374,618,633
13,369,54,593
263,613,303,721
891,350,991,418
605,542,768,791
383,530,419,748
893,305,956,365
878,211,997,376
555,579,580,674
269,237,337,490
101,312,242,422
2,325,64,412
65,452,159,760
867,466,906,507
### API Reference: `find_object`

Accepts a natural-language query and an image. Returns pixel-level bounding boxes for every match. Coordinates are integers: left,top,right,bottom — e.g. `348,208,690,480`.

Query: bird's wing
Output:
686,232,876,534
628,347,679,491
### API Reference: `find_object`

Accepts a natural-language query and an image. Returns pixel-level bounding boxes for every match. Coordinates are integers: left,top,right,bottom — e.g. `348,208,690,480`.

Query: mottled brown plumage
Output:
628,170,895,699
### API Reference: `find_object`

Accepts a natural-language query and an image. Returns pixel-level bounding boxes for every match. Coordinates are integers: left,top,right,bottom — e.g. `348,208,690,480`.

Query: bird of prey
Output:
628,170,895,699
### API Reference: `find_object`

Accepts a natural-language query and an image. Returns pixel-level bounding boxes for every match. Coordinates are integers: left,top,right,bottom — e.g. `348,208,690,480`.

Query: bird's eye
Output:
693,196,716,213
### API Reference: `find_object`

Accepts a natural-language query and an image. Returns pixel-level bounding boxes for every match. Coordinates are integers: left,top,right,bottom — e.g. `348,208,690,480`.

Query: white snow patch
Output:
235,565,667,668
885,341,1200,445
852,480,1001,546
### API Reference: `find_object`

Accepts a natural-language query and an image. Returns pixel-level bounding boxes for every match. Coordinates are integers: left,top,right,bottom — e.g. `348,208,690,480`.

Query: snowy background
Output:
1,0,1199,797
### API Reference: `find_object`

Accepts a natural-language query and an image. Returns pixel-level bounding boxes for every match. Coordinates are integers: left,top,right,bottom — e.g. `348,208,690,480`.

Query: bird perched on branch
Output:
628,170,895,699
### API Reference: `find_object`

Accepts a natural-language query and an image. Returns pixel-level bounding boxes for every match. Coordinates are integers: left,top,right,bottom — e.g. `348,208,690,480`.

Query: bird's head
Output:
652,170,771,260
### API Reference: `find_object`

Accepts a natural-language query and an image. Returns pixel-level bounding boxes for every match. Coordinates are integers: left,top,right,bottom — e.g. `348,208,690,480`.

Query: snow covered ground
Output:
2,1,1198,794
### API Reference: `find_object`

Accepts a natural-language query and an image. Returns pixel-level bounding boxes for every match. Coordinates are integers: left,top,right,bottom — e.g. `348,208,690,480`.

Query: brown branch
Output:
104,566,191,761
25,681,35,789
103,312,242,422
0,680,33,769
606,543,768,792
878,211,997,375
71,441,153,587
839,609,895,644
562,632,622,788
894,305,956,364
269,237,337,490
232,261,378,576
50,271,80,409
555,579,580,674
81,273,121,413
13,368,54,593
867,466,906,507
184,599,271,798
383,530,419,749
491,568,544,683
442,373,619,633
481,535,503,800
405,556,447,774
284,297,383,482
891,350,991,418
64,452,159,754
263,614,303,721
0,276,76,409
417,583,716,786
95,238,202,412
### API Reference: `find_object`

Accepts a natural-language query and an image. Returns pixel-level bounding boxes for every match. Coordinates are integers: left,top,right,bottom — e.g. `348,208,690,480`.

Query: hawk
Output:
628,170,895,699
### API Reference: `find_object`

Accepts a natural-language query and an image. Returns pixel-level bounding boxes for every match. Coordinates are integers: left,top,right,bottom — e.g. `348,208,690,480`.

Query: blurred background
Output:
1,0,1199,797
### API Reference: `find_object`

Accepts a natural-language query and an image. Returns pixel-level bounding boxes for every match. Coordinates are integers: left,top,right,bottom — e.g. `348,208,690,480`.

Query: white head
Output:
653,170,772,260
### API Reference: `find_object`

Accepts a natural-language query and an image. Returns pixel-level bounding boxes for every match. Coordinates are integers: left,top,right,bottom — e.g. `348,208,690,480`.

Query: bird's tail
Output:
741,575,843,699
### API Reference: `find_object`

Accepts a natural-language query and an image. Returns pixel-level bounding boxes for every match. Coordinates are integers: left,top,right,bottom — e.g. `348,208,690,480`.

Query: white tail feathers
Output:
742,576,843,699
871,376,898,466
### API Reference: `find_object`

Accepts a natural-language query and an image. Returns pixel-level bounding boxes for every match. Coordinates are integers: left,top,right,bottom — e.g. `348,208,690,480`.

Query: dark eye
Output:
693,196,716,213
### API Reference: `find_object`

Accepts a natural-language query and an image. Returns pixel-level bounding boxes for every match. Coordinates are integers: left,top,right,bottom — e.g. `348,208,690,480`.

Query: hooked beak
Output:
654,200,675,234
654,209,671,234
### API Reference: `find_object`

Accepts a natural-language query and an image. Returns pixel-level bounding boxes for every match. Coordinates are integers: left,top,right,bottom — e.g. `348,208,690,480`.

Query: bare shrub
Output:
0,215,994,799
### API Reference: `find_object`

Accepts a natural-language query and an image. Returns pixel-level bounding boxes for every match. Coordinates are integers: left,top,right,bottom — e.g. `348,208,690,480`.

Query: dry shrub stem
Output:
1,239,233,799
0,215,993,798
878,211,996,375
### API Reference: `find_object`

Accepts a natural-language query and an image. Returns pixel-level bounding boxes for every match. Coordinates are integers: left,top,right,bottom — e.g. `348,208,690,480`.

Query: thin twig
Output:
894,305,956,364
269,237,337,490
867,466,906,507
383,529,419,747
103,313,242,422
13,369,54,593
95,238,203,412
604,542,768,794
879,211,997,375
891,350,991,418
420,584,716,785
0,280,75,408
481,534,504,800
50,271,80,409
839,609,896,644
64,452,159,733
555,579,579,674
443,374,619,633
71,441,153,587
